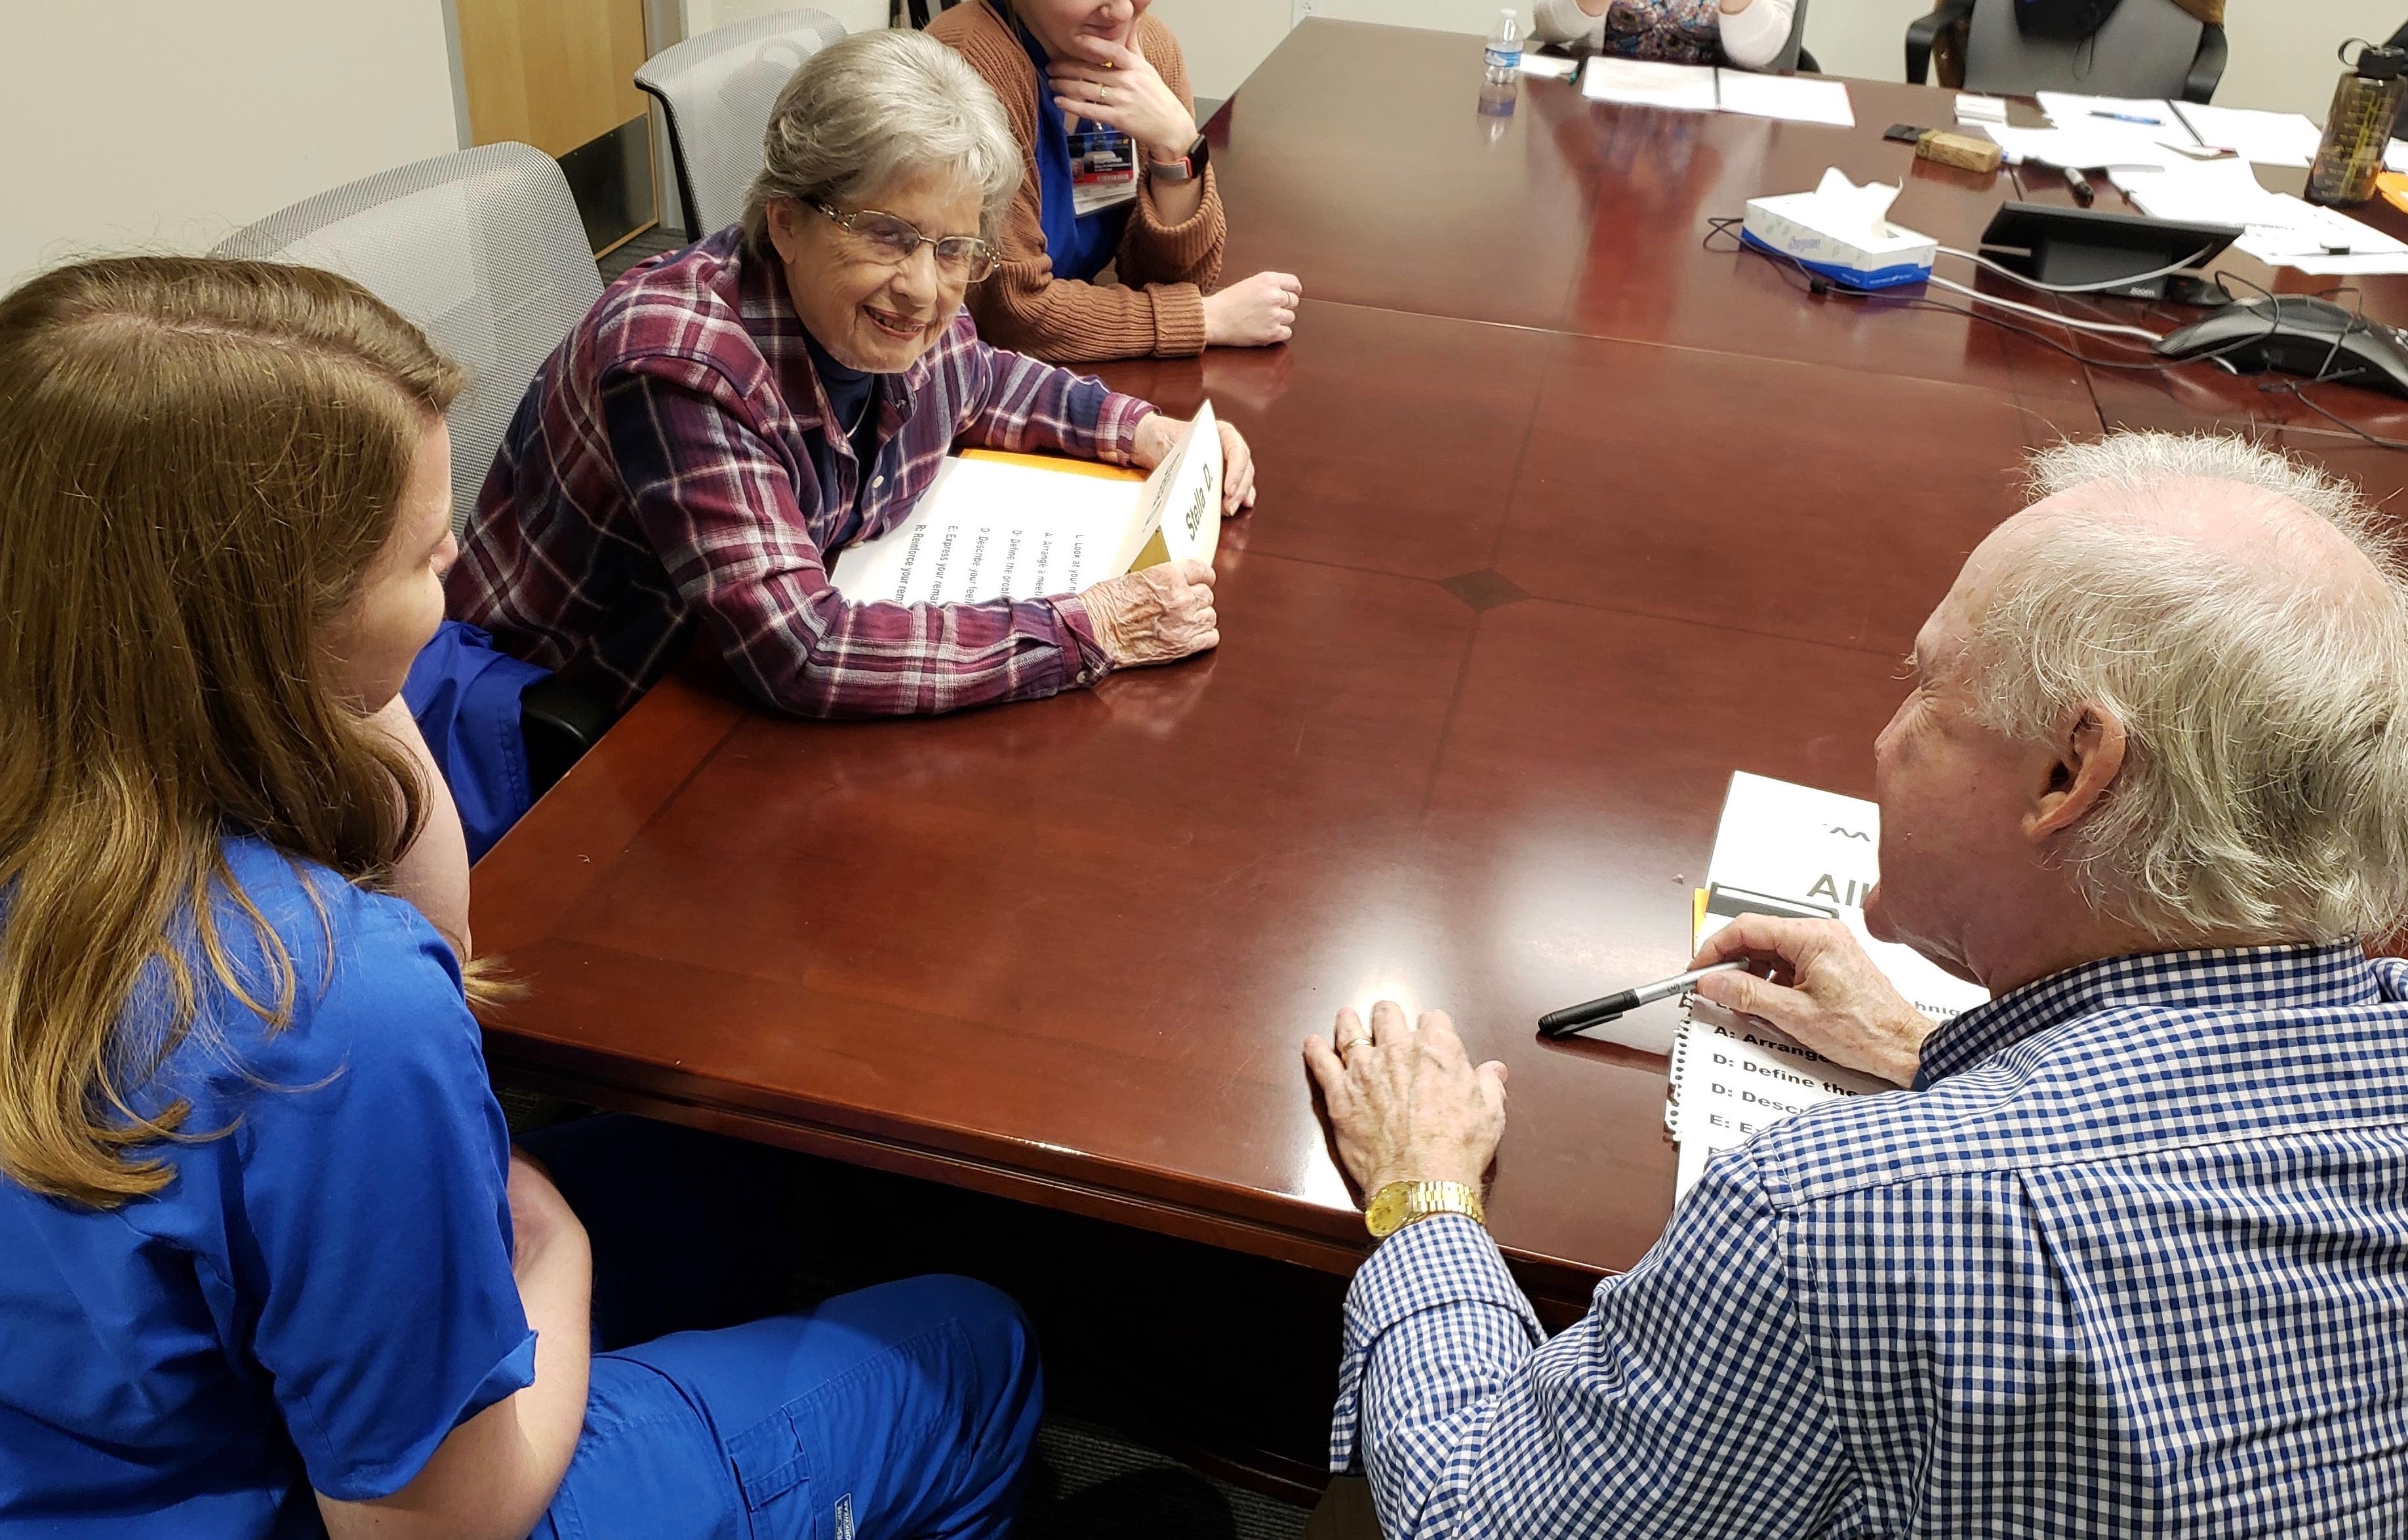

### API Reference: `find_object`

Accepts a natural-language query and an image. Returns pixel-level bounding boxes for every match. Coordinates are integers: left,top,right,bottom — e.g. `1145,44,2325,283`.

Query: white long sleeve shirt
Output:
1529,0,1797,70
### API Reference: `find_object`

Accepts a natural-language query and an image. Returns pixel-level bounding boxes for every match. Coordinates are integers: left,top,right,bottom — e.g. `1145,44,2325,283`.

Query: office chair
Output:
896,0,965,24
1908,0,2226,103
635,8,848,241
1771,0,1815,75
212,143,612,788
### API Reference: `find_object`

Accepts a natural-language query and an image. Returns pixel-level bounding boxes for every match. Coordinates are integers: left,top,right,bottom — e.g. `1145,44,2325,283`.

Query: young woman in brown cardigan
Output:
929,0,1301,363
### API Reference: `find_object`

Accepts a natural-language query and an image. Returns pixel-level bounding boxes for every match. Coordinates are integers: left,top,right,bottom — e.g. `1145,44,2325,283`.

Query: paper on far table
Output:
1517,51,1580,79
1955,93,2008,125
2116,157,2408,274
2169,102,2321,169
2036,91,2196,140
1580,56,1718,111
1714,70,1854,128
1978,121,2189,170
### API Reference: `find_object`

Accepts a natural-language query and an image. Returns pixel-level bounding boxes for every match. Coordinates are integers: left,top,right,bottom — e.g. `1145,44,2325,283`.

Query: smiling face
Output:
765,168,982,374
1014,0,1146,58
321,415,458,711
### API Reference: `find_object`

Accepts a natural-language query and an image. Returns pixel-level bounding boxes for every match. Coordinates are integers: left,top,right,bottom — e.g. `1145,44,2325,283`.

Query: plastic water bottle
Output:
1483,9,1523,86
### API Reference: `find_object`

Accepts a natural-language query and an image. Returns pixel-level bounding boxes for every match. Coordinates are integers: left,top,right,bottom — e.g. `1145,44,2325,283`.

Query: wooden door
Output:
455,0,656,252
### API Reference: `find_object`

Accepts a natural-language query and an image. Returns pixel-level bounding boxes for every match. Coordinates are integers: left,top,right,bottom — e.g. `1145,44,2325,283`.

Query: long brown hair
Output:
0,256,464,1207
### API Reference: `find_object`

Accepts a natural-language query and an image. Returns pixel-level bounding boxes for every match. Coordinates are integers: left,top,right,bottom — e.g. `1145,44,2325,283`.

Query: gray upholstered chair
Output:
1908,0,2226,103
634,8,848,241
211,142,603,538
1771,0,1815,75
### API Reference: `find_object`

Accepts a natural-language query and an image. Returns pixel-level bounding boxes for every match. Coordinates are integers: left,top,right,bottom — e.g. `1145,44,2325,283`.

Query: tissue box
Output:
1740,191,1937,291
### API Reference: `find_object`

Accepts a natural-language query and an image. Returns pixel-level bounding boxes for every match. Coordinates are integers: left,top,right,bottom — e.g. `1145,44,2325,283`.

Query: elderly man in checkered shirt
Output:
1304,432,2408,1538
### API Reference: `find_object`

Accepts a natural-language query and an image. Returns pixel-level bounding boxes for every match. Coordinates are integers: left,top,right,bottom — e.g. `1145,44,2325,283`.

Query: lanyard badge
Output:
1068,123,1139,216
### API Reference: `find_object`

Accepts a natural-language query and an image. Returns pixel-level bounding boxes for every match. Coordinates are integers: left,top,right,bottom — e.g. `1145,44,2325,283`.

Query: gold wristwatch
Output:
1363,1180,1486,1239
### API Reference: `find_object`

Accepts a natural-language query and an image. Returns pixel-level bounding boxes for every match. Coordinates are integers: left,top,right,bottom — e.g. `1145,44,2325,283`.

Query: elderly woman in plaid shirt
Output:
446,28,1253,739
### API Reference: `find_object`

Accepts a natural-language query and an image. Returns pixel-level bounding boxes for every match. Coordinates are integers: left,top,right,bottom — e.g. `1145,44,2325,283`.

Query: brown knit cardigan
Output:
929,0,1226,363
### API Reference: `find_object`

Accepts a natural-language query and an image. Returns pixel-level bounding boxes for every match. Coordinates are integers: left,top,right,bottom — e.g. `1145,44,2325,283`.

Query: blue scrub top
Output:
0,838,535,1537
1014,16,1133,283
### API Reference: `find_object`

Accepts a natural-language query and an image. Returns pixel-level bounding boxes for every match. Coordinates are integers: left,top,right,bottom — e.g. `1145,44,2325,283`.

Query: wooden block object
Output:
1916,129,2005,174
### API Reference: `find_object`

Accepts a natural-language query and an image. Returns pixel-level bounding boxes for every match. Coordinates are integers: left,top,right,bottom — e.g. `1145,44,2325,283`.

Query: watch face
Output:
1364,1185,1411,1238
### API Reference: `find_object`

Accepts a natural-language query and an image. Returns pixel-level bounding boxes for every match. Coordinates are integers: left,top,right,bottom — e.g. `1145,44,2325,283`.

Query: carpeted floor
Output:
1021,1416,1308,1540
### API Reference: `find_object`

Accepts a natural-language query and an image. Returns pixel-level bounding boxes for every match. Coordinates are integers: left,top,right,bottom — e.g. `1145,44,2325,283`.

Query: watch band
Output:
1363,1179,1486,1239
1147,133,1209,182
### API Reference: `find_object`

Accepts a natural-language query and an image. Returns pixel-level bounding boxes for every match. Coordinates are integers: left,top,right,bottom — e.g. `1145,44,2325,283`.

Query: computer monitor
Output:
1976,202,2244,300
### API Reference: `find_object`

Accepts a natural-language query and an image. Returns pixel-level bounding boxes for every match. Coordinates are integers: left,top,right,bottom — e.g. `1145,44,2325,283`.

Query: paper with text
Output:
827,405,1220,606
1581,57,1719,111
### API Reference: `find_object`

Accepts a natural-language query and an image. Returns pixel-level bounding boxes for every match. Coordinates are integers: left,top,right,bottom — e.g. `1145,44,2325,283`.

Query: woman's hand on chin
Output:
1083,559,1218,668
1131,414,1258,514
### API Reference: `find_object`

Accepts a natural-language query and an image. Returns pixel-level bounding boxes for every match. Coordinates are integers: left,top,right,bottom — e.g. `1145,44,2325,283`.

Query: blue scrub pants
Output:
519,1118,1041,1539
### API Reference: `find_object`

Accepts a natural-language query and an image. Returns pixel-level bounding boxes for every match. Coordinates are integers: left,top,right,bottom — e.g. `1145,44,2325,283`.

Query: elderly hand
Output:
1689,916,1936,1087
1047,33,1196,165
1083,558,1217,667
1132,413,1256,514
1304,1003,1509,1198
1203,272,1302,349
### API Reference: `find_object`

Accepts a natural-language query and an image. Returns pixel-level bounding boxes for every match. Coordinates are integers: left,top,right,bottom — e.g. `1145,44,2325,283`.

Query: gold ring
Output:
1340,1036,1372,1054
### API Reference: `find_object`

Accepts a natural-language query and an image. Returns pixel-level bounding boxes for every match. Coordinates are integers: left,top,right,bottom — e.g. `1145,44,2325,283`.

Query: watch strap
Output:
1147,133,1209,182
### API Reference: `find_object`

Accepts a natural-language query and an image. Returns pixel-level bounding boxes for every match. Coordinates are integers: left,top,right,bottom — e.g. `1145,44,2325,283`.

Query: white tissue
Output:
1805,168,1905,245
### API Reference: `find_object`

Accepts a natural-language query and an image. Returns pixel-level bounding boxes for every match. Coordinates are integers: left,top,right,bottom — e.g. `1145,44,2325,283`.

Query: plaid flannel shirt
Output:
1336,942,2408,1537
448,226,1153,718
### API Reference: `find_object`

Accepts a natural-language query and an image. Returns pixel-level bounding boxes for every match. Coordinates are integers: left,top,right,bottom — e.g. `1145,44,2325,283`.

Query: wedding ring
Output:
1339,1034,1373,1055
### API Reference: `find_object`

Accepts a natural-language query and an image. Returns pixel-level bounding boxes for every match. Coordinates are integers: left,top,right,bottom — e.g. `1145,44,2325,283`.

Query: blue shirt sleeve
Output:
1334,1157,1858,1538
219,881,536,1503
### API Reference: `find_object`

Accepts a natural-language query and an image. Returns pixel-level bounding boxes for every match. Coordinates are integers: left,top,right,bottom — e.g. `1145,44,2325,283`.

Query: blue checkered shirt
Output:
1333,943,2408,1536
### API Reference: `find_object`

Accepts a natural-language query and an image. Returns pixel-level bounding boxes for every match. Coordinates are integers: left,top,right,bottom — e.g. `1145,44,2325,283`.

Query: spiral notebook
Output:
1664,773,1990,1200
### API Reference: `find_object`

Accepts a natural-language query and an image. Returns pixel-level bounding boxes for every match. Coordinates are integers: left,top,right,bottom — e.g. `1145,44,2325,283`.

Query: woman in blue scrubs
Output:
0,256,1039,1539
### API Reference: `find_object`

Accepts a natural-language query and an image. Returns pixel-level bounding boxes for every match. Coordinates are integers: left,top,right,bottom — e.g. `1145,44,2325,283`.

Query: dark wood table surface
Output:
473,19,2408,1318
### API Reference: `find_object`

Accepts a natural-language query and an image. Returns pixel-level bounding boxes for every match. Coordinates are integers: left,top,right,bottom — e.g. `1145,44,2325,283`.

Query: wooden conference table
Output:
473,20,2408,1320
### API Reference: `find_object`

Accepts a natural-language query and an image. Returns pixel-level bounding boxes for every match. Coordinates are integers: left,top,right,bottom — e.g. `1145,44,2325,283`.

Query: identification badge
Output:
1068,124,1138,216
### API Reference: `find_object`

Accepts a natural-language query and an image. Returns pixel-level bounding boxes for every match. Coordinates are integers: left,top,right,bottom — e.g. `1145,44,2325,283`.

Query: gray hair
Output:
740,28,1021,254
1967,432,2408,944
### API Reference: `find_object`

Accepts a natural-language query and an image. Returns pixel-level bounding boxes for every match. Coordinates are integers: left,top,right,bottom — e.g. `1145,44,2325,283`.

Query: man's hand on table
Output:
1130,412,1257,513
1689,916,1936,1087
1304,1002,1509,1200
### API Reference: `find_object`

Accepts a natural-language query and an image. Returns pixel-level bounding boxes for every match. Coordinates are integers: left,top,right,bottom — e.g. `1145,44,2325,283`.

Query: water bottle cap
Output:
2344,38,2407,80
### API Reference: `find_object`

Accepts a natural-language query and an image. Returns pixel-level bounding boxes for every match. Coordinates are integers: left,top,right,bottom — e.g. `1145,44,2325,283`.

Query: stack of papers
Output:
1956,94,2008,127
1579,58,1855,127
2115,157,2408,275
2171,103,2321,169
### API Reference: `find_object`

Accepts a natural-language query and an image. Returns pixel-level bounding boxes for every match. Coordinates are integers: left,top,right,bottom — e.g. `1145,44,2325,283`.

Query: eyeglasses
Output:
809,199,998,281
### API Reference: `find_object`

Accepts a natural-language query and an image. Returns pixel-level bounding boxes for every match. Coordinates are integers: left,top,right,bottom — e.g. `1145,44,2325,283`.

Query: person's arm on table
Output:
1305,1004,1855,1538
601,351,1108,715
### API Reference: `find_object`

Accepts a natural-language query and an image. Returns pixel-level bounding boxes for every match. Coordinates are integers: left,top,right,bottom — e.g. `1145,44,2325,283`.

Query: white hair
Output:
1967,432,2408,943
741,28,1021,253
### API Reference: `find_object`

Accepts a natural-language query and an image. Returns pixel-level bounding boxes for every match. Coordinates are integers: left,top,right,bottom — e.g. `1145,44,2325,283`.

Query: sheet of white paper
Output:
2390,138,2408,173
2120,159,2408,270
1517,51,1579,79
2169,103,2321,169
2036,91,2195,141
827,457,1137,605
1129,399,1222,571
1980,122,2187,170
1954,93,2007,125
1714,70,1854,128
1580,56,1719,111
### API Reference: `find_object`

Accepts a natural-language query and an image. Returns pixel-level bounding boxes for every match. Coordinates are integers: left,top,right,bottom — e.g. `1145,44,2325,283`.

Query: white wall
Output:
1157,0,2408,123
1,3,461,291
687,0,888,33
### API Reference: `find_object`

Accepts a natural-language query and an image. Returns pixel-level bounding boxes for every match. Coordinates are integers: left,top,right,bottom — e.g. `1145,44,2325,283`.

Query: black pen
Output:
1538,960,1750,1039
2064,165,2096,206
